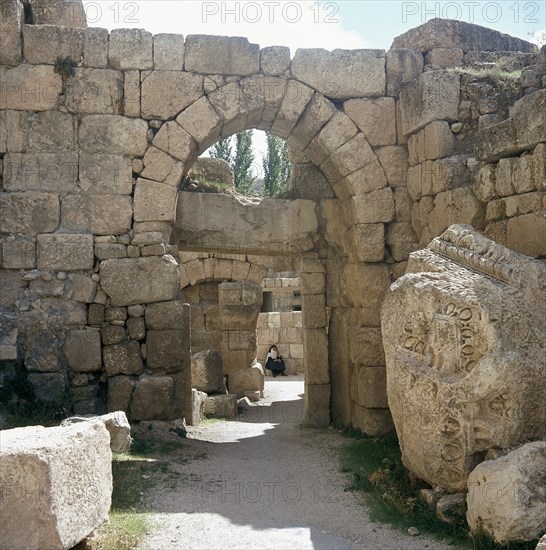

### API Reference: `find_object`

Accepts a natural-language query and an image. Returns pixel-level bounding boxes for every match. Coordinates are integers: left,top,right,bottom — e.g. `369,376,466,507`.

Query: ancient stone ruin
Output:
382,224,546,492
0,1,545,545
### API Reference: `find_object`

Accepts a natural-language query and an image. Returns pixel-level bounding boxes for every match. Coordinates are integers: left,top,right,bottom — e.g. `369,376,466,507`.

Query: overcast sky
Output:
82,1,545,50
82,0,545,163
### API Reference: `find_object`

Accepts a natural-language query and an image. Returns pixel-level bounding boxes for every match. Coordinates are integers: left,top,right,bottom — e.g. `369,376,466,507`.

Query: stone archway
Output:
2,28,408,431
117,63,394,426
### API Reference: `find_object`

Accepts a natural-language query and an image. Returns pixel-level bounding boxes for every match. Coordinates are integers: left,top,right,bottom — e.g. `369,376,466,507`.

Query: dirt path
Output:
139,377,452,550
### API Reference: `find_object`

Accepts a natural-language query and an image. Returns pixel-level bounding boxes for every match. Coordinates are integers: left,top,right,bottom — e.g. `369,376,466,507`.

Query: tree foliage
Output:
232,130,256,194
210,137,233,165
263,134,291,196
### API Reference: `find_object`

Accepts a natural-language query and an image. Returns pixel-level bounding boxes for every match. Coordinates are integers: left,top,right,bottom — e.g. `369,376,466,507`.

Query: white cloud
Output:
83,1,368,53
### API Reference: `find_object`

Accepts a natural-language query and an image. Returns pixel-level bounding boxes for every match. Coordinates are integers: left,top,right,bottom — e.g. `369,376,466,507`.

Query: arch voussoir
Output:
176,96,223,152
270,80,314,140
286,92,337,152
152,120,198,166
207,80,250,138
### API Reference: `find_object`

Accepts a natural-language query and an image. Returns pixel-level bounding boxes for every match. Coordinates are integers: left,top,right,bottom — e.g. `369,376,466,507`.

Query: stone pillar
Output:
218,281,262,375
300,256,330,427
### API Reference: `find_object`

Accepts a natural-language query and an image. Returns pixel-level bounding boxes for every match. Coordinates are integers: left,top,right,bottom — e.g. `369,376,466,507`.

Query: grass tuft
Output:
54,56,77,78
340,429,539,550
83,432,190,549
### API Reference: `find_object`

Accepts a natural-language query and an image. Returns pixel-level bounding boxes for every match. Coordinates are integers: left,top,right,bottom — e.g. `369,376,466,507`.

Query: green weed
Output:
340,429,539,549
54,56,77,78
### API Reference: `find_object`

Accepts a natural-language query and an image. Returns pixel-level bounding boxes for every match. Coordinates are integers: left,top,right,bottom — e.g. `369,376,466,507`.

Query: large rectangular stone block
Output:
0,110,27,153
343,163,388,196
300,272,325,295
154,120,198,162
303,328,329,385
103,341,144,376
0,192,59,234
303,111,358,166
64,328,102,372
4,152,78,193
27,111,77,152
227,330,256,351
24,329,59,372
123,69,140,118
260,46,290,76
351,188,395,224
351,403,393,435
343,263,391,309
386,49,424,96
346,223,385,262
79,154,133,195
392,18,537,53
185,35,259,76
83,27,109,68
0,271,23,305
134,178,178,222
109,28,153,70
107,375,135,413
145,300,188,330
130,376,180,420
386,221,419,261
0,422,112,550
2,238,36,269
203,394,237,419
0,0,23,65
475,119,519,162
147,329,188,373
348,327,385,366
304,383,331,427
302,294,327,328
507,212,546,258
287,92,337,151
154,33,185,70
65,68,123,115
400,71,460,135
27,372,66,402
0,65,62,111
291,49,386,100
25,0,87,27
0,318,18,361
100,256,180,306
37,233,94,271
79,115,148,156
141,70,203,120
510,89,546,151
61,195,132,235
23,24,84,65
343,98,396,146
176,97,222,149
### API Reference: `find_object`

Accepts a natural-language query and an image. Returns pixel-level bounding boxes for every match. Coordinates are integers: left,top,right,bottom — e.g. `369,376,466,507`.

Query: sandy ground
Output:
138,376,453,550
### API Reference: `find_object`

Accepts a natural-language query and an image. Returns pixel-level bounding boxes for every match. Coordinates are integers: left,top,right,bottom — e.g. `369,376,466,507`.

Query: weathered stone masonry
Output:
0,7,544,430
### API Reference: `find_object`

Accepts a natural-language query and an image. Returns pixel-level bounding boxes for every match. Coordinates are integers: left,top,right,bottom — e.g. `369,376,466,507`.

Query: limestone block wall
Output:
178,252,294,364
1,11,543,430
475,89,546,259
257,312,303,375
402,48,545,260
261,276,301,312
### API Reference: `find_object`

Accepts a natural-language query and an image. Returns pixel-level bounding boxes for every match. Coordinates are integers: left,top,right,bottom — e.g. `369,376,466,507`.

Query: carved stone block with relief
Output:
381,224,546,492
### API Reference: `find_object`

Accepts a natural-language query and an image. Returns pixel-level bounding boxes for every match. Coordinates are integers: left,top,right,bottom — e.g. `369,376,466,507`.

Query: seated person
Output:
265,345,287,377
